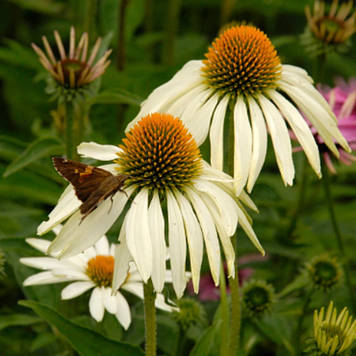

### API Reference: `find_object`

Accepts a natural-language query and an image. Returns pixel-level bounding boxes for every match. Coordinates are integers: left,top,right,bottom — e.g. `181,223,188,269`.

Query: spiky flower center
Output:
202,25,281,96
86,255,114,287
60,59,88,88
116,113,202,192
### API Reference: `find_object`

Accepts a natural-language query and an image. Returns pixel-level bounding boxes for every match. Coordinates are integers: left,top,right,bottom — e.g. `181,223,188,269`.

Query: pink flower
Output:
187,254,267,301
294,78,356,174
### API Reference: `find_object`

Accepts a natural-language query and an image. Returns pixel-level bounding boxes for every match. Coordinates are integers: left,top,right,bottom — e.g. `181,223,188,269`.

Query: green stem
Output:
285,157,308,241
321,166,355,311
228,239,241,356
83,0,97,39
220,0,234,25
64,101,76,160
143,279,157,356
117,0,130,71
219,260,229,356
162,0,181,65
295,289,313,356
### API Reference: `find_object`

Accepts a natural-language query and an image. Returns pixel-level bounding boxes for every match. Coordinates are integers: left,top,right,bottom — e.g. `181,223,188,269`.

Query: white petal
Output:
279,82,349,155
77,142,121,161
49,190,130,257
89,287,105,322
126,61,204,132
209,95,229,170
257,95,295,186
235,203,265,255
115,292,131,330
282,64,313,83
112,225,131,291
102,287,118,314
185,187,220,286
238,190,258,212
148,191,166,293
155,293,175,312
200,162,234,183
174,190,203,293
193,180,238,236
52,267,88,280
125,189,152,283
25,238,51,254
246,97,268,192
20,257,65,270
121,282,143,299
269,90,321,177
167,190,187,298
233,96,252,194
37,186,81,235
180,90,218,145
94,236,110,255
52,224,63,235
23,271,70,286
61,281,94,299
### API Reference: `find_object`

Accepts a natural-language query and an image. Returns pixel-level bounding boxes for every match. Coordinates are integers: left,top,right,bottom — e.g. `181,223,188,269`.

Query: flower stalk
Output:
322,166,355,312
219,260,229,356
144,279,157,356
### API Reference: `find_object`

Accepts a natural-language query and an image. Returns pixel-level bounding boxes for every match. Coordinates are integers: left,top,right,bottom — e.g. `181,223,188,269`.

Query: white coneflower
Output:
32,26,111,89
21,229,173,329
37,113,263,298
127,25,350,194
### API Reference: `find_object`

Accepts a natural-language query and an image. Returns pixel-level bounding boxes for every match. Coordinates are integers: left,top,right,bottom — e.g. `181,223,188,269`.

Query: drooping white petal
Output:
257,95,295,186
126,61,204,131
112,224,131,291
51,267,89,280
246,97,268,192
238,190,258,212
148,191,166,293
279,82,350,155
155,294,175,312
193,180,238,236
167,190,187,298
25,238,51,254
52,224,63,235
102,287,118,314
61,281,94,299
269,90,321,177
235,204,265,255
233,96,252,194
125,189,152,283
185,187,220,286
115,292,131,330
174,190,203,293
209,95,230,171
23,271,70,286
282,64,313,83
89,287,105,322
37,186,81,235
77,142,121,161
49,190,130,257
121,282,143,299
94,236,110,255
200,162,234,183
180,90,218,146
20,257,66,270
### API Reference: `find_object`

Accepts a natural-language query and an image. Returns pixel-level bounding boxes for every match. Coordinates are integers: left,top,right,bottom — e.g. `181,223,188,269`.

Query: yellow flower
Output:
314,301,356,355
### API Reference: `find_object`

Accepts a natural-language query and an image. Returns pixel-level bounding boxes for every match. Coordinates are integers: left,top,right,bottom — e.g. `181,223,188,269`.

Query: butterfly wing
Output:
52,157,111,202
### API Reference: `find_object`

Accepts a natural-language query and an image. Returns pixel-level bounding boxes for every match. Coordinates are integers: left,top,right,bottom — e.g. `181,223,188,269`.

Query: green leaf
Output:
0,313,42,331
3,136,63,177
88,90,142,107
19,300,144,356
278,273,309,298
7,0,64,14
189,320,221,356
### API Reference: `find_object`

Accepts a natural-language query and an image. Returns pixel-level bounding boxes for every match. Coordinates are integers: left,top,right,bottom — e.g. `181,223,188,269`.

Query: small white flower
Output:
127,25,350,194
37,113,263,298
21,230,174,330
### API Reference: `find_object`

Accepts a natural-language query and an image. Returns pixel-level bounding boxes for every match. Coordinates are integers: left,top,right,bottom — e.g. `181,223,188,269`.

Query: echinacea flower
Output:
127,25,350,193
37,113,264,298
32,26,111,90
21,228,173,329
315,79,356,174
303,0,356,55
313,301,356,355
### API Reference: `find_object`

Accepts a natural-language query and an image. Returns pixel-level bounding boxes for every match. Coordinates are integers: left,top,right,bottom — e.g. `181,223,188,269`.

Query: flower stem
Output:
143,279,157,356
220,0,234,25
219,260,229,356
322,166,355,312
295,289,313,356
64,101,76,160
162,0,181,65
228,239,241,356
